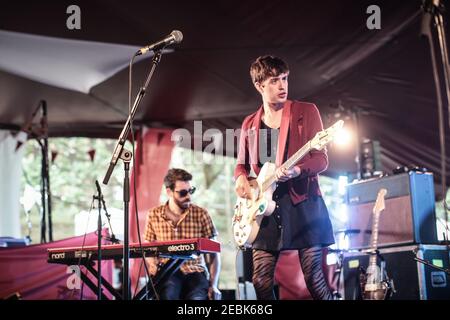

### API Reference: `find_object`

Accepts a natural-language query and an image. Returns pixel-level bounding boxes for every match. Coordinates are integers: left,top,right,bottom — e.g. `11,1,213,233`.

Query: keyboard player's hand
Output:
208,285,222,300
145,257,158,276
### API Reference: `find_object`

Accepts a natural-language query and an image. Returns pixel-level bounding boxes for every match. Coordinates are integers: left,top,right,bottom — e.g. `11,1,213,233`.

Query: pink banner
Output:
129,128,174,295
0,231,113,300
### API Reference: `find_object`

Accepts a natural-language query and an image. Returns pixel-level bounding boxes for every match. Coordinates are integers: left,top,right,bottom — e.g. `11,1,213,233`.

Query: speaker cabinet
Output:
342,245,450,300
345,172,437,249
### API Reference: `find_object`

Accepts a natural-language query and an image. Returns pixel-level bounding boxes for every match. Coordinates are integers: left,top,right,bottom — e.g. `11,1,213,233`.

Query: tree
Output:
20,137,127,241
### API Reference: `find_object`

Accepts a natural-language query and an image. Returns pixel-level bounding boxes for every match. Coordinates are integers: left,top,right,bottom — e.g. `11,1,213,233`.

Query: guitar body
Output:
232,162,276,248
363,286,391,300
360,270,392,300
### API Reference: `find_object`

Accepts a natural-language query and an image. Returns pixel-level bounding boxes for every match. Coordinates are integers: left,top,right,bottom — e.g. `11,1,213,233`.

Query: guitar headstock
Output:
373,188,387,214
311,120,344,150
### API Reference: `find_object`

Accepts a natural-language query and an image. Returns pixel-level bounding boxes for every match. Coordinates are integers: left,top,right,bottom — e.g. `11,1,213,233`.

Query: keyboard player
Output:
144,168,221,300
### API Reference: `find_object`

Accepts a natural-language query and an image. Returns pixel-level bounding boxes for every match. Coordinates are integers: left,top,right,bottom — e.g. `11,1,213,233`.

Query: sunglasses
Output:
174,187,196,197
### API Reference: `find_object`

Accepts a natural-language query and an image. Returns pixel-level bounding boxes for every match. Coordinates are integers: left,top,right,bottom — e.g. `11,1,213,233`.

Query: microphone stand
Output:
31,100,52,243
94,181,103,300
102,49,164,300
100,185,120,245
414,256,450,276
41,102,53,242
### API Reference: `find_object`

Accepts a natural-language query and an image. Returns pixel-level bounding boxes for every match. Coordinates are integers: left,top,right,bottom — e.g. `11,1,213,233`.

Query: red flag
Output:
88,149,96,162
51,150,58,163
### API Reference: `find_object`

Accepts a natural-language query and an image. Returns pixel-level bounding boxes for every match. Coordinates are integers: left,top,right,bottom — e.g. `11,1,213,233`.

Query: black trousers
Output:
158,270,209,300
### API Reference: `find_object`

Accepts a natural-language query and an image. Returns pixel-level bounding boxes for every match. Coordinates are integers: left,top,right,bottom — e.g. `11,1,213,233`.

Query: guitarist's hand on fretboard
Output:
275,166,301,182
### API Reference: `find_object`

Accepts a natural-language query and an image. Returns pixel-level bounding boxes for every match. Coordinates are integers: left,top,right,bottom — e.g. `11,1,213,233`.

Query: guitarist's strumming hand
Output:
275,166,301,182
235,175,252,199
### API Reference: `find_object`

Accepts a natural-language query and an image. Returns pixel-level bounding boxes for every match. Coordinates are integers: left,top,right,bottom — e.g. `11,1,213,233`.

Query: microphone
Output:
137,30,183,56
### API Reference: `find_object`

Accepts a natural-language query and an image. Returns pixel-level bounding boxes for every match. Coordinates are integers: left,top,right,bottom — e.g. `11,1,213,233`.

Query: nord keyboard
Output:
47,238,220,265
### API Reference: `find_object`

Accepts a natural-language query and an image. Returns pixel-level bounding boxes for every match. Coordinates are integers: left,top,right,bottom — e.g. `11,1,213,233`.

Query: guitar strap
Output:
275,100,292,166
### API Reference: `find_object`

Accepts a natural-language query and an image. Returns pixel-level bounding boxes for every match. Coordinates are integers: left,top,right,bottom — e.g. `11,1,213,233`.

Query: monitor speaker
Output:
345,172,437,249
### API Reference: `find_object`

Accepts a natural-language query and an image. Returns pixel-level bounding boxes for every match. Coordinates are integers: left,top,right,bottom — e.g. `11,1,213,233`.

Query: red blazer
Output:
234,100,328,205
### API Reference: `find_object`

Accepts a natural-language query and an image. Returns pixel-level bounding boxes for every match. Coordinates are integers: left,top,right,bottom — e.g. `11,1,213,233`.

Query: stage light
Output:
20,185,39,212
337,203,348,223
338,175,348,196
334,126,352,148
337,234,350,251
360,138,382,179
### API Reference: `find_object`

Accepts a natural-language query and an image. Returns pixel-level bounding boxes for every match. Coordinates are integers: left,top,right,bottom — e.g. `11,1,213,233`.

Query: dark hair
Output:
164,168,192,190
250,55,289,84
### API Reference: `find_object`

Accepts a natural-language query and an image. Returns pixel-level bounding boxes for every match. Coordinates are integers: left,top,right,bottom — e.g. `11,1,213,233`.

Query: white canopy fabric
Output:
0,130,24,238
0,30,150,93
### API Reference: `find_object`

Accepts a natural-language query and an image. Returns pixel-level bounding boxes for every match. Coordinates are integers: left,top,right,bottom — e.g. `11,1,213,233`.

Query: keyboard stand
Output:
85,263,123,300
73,256,192,300
134,257,193,300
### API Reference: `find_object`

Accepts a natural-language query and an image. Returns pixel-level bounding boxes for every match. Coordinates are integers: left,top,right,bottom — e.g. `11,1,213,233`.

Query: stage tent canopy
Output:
0,0,449,198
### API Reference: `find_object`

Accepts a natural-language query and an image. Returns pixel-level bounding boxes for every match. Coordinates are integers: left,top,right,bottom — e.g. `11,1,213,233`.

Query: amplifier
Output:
345,172,437,249
341,245,450,300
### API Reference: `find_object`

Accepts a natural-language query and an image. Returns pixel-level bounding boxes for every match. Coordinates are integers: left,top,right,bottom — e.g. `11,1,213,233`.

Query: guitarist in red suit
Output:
234,55,335,300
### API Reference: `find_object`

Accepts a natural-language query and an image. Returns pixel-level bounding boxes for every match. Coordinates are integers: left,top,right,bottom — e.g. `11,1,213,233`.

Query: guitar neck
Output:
368,212,380,264
261,141,312,192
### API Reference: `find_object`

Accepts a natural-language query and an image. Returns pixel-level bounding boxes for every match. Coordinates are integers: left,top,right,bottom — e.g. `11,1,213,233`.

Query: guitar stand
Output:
331,250,345,300
374,250,396,299
359,250,395,300
377,252,396,299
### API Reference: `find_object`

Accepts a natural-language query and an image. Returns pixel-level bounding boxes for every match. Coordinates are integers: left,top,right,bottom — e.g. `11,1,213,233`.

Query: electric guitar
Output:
232,120,344,248
360,188,394,300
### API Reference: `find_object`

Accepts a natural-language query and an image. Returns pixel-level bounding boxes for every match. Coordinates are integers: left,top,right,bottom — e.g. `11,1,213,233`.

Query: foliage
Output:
20,137,127,242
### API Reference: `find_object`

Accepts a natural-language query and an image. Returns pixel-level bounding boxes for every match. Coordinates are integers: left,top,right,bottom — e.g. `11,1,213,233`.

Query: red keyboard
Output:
47,238,220,264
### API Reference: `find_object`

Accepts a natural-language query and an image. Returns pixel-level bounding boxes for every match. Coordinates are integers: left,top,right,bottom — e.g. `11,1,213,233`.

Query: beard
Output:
174,197,191,210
